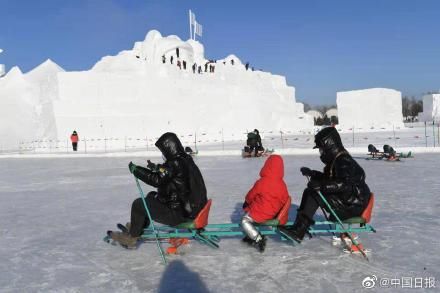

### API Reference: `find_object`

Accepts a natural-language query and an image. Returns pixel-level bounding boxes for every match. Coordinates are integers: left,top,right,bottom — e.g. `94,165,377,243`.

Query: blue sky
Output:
1,0,439,105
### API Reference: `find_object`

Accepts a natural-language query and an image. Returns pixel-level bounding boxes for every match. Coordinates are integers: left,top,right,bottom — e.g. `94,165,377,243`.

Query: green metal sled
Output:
134,173,376,264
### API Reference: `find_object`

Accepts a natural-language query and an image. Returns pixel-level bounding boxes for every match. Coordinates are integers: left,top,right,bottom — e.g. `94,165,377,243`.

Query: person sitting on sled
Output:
246,129,264,156
383,144,397,160
242,154,289,252
280,127,371,243
109,132,207,248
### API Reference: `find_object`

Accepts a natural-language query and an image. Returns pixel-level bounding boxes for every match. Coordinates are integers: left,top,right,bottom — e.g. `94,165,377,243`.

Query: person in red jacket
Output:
241,154,289,252
70,130,79,151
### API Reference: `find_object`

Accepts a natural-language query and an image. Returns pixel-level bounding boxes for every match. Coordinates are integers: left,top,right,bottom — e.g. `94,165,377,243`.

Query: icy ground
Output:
0,154,439,292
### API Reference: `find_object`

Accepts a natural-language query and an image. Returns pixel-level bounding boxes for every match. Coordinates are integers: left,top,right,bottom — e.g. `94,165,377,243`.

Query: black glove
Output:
300,167,313,177
307,180,321,191
242,201,249,209
147,160,157,170
128,161,137,174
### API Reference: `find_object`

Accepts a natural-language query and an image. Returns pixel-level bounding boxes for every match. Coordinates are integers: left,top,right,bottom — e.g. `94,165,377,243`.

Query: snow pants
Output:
72,142,78,151
129,191,187,237
298,188,364,221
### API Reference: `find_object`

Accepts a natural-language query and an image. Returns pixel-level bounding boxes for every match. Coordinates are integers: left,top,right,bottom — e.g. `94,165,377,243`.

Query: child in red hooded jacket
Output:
241,154,289,252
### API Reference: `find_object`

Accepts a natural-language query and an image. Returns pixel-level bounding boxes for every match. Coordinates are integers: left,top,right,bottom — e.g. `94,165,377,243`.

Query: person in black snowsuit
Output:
109,132,208,248
246,129,264,156
176,47,180,58
280,127,371,242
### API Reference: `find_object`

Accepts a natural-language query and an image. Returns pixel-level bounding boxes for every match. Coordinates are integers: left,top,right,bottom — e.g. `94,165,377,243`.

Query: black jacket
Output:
246,131,262,148
311,127,370,218
133,132,207,218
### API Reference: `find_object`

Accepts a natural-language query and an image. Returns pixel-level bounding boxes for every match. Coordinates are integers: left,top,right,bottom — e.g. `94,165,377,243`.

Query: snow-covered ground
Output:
0,152,439,292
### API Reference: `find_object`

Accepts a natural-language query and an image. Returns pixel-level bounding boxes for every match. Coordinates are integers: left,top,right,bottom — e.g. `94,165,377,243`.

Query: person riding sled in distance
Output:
280,127,371,243
242,154,289,252
108,132,207,248
246,129,264,156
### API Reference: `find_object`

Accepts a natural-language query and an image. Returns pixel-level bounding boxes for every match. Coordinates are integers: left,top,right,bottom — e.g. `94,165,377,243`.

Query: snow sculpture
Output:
337,88,404,130
419,94,440,122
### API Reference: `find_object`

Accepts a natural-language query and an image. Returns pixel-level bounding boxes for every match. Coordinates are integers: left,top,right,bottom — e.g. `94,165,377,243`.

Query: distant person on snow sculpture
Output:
242,154,289,252
176,47,180,58
245,62,250,71
108,132,208,249
162,55,166,64
246,129,264,156
70,130,79,151
192,63,196,74
170,56,174,64
177,60,181,70
182,60,187,70
279,127,371,243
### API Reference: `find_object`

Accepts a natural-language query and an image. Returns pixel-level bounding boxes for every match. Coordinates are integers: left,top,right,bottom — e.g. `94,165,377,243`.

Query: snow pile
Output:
337,88,404,131
53,30,313,141
0,60,64,149
419,94,440,122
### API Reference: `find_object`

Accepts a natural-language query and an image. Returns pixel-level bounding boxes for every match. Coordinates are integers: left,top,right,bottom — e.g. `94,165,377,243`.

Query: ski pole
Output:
306,176,334,237
135,177,167,264
317,190,369,261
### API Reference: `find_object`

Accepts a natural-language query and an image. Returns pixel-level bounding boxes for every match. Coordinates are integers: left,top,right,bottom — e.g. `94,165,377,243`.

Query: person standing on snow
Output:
108,132,208,249
242,155,289,252
279,127,371,243
176,47,180,58
70,130,79,151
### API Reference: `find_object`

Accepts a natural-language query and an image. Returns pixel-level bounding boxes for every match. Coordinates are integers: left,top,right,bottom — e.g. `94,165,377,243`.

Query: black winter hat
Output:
313,127,343,150
155,132,186,159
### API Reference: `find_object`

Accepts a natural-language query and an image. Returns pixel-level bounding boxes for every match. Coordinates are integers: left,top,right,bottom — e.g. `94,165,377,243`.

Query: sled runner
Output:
242,147,274,158
309,192,376,260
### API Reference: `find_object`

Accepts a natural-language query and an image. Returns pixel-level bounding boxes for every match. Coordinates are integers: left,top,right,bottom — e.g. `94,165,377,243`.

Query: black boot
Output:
279,213,315,243
243,234,267,253
253,235,267,253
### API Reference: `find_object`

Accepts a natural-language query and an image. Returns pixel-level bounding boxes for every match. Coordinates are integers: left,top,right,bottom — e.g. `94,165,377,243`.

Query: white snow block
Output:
419,94,440,122
337,88,404,131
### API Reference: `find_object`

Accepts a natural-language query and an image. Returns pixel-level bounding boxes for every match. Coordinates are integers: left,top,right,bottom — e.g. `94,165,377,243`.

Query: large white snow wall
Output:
336,88,404,131
53,30,313,142
419,94,440,122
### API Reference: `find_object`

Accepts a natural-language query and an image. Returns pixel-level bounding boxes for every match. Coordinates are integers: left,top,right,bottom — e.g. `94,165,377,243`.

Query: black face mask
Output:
319,146,339,165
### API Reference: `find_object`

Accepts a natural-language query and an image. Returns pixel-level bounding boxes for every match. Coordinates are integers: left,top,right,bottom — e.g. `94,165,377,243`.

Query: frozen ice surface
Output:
0,153,439,292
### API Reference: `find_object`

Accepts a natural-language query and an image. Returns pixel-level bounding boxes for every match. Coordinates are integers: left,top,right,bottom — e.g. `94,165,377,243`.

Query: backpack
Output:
247,132,257,139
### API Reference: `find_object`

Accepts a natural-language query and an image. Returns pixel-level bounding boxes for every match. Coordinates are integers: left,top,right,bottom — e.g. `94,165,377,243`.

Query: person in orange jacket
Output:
241,154,289,252
70,130,79,151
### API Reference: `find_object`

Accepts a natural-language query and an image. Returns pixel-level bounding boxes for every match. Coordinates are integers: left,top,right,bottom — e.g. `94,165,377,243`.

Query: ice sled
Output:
366,144,412,161
242,146,274,158
116,176,376,264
